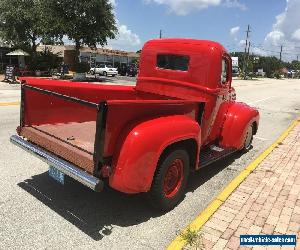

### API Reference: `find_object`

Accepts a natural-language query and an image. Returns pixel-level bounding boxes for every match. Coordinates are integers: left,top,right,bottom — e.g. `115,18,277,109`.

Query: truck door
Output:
204,54,232,144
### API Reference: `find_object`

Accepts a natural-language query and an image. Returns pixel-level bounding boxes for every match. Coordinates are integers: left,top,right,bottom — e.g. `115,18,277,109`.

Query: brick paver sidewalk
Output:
200,123,300,250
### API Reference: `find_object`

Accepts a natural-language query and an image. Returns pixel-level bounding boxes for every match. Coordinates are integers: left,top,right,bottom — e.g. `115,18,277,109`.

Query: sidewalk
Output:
198,122,300,249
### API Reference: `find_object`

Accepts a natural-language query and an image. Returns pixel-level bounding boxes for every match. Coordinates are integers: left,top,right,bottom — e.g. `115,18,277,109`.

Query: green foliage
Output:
285,60,300,70
0,0,117,64
29,49,62,71
255,56,282,78
230,52,284,78
272,71,281,79
43,0,118,67
131,58,140,66
0,0,48,53
180,228,203,249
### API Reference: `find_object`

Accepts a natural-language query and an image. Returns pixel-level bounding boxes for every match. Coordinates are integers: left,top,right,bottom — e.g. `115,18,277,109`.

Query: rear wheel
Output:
147,149,189,211
90,70,95,75
242,124,253,151
103,71,107,77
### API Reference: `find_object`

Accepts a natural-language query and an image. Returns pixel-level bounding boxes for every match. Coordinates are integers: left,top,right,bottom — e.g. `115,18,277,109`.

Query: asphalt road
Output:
0,77,299,250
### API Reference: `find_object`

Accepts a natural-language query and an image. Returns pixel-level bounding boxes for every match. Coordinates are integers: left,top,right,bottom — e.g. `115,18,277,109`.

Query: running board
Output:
200,145,237,168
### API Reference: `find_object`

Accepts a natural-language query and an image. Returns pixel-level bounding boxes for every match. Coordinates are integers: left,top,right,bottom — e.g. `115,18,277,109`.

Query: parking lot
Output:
0,77,299,249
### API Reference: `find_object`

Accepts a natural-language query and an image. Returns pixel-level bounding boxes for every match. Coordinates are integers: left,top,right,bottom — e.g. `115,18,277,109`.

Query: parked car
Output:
12,39,259,211
89,64,118,77
126,64,138,77
118,64,138,77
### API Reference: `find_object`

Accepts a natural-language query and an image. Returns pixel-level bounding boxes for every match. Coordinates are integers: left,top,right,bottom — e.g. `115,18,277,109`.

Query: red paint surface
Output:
19,39,259,194
163,159,184,198
109,115,201,193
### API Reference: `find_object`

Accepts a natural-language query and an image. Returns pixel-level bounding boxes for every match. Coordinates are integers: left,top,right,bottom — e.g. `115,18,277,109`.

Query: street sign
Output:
4,65,16,83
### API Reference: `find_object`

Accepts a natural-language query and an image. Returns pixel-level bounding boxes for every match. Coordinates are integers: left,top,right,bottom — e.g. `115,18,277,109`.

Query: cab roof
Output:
143,38,227,53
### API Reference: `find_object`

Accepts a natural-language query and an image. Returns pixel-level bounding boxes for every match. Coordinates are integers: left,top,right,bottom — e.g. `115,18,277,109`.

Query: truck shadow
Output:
186,151,243,192
17,151,243,241
18,175,160,241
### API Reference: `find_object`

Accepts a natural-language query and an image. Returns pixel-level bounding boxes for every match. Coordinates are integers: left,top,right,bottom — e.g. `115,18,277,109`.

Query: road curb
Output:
167,116,300,250
0,102,20,106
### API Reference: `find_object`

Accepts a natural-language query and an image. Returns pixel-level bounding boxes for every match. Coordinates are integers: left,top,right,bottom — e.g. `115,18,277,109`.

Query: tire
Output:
103,71,107,77
147,149,190,211
90,70,95,75
242,124,253,152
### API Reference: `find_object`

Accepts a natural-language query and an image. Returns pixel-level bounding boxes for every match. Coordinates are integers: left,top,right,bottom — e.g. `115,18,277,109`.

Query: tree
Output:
230,52,285,78
255,56,282,77
0,0,46,53
290,60,300,70
45,0,117,67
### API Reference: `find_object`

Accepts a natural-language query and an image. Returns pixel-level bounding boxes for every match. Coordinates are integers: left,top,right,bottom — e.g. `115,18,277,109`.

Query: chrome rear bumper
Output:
10,135,103,192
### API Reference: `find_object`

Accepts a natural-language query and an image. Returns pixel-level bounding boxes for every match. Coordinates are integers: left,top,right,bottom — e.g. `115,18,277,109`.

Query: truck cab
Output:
11,39,259,211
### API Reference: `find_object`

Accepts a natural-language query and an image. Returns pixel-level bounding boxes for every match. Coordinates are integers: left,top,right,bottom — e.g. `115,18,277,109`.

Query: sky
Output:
107,0,300,62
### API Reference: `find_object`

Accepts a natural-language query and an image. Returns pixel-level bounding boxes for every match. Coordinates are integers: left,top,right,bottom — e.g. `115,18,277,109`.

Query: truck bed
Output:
18,78,203,175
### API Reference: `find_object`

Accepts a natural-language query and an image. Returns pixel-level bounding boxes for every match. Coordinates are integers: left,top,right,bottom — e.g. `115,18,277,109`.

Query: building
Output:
231,56,239,76
37,45,140,71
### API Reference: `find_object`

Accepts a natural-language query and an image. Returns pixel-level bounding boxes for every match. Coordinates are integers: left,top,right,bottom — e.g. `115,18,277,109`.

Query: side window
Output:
221,59,228,84
157,54,189,71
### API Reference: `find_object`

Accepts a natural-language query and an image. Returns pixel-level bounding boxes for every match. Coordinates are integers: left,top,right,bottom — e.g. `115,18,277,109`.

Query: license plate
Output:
49,166,65,185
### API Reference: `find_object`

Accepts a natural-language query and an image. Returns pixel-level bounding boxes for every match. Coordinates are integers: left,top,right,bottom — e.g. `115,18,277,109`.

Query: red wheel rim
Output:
163,159,184,198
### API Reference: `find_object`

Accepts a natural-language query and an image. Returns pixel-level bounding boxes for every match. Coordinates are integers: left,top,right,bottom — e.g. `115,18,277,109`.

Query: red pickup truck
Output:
11,39,259,211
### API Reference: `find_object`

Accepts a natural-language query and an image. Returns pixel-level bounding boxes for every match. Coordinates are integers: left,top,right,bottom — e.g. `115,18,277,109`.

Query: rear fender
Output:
220,102,259,149
109,115,201,194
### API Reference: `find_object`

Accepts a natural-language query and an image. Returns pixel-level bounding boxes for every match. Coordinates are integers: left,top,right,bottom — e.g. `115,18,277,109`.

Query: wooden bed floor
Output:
34,121,96,153
20,121,96,173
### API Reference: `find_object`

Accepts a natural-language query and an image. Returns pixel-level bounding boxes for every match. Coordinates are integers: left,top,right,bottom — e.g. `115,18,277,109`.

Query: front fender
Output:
109,115,201,194
220,102,259,149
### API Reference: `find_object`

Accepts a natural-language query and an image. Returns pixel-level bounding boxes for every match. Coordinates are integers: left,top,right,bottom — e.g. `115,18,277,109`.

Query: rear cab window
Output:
157,54,190,71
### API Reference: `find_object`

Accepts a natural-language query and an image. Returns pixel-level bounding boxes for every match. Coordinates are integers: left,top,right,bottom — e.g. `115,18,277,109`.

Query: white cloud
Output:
106,1,142,51
109,0,116,7
230,26,240,36
251,47,268,57
265,30,285,46
223,0,246,10
145,0,245,15
292,29,300,41
108,23,142,51
264,0,300,61
239,39,246,46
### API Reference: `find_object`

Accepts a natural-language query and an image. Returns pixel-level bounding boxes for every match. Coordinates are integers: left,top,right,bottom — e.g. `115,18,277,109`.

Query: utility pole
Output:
243,25,251,79
247,41,251,59
246,41,251,77
159,30,162,39
297,55,299,62
279,45,283,62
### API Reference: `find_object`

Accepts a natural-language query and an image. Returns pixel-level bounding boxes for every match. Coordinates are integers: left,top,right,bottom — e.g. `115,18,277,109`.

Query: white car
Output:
89,64,118,77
